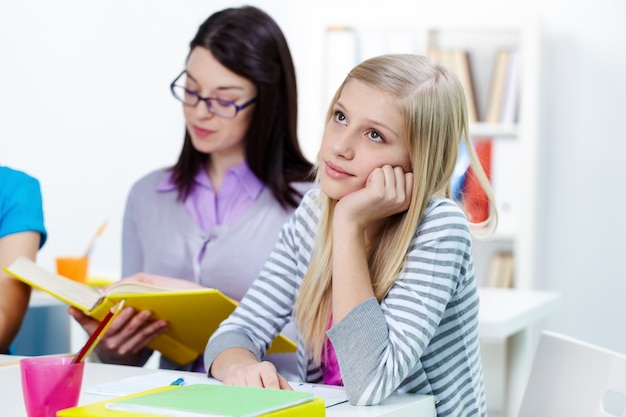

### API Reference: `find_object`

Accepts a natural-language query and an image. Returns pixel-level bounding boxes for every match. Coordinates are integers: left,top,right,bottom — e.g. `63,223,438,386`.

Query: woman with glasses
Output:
69,6,313,372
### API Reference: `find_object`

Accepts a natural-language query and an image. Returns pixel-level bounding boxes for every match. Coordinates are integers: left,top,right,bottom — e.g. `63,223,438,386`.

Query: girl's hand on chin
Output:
336,165,413,228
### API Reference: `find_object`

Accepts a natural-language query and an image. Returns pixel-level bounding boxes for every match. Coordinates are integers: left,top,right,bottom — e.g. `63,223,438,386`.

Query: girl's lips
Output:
325,161,352,179
192,125,214,138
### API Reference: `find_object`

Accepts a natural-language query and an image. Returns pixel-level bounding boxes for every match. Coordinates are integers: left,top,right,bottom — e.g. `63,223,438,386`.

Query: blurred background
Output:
1,0,625,371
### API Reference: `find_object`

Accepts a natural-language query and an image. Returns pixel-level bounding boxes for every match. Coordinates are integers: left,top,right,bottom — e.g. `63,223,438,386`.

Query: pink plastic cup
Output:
19,356,85,417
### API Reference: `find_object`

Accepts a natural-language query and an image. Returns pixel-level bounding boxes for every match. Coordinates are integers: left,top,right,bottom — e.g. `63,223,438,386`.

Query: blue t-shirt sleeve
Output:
0,168,47,248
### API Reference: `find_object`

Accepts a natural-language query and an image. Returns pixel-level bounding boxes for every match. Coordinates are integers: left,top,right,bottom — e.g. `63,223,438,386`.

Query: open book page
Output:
4,256,103,311
5,256,221,306
104,280,190,295
87,371,348,408
6,257,296,365
86,371,221,396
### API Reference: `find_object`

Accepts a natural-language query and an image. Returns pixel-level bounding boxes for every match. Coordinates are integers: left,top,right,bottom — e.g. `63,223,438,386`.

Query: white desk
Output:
0,356,435,417
477,288,561,417
21,288,559,417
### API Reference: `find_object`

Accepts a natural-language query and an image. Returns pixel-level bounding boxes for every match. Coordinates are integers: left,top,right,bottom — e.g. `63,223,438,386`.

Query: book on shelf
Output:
428,46,492,222
463,139,492,223
453,49,480,124
428,47,480,123
4,257,295,365
485,48,511,124
488,47,521,232
463,47,524,225
500,47,521,124
58,385,325,417
485,251,515,288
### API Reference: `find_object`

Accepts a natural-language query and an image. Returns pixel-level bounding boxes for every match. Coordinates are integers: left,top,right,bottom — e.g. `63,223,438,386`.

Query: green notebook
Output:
105,384,315,417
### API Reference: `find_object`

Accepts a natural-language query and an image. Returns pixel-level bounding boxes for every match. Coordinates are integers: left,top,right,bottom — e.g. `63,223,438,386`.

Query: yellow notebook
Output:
58,386,326,417
4,257,295,365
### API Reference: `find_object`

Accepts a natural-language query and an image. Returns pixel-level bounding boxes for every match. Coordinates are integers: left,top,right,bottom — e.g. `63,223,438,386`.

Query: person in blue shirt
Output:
0,166,47,353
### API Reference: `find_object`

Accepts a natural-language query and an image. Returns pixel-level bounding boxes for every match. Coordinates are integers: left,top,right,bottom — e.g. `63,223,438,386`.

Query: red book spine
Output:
464,140,492,223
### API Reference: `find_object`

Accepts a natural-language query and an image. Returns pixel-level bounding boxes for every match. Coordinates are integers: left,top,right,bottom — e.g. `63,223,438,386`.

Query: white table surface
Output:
476,287,561,417
24,287,560,417
477,287,561,341
0,357,435,417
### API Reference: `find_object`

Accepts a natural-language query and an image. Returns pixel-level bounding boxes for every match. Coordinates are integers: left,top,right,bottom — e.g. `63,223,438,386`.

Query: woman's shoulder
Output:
128,167,172,194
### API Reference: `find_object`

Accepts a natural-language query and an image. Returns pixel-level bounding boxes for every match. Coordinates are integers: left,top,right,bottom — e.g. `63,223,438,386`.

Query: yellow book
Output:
58,385,326,417
4,257,295,365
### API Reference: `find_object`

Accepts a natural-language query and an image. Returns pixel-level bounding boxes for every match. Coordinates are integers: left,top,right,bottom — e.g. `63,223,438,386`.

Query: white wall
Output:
2,0,626,357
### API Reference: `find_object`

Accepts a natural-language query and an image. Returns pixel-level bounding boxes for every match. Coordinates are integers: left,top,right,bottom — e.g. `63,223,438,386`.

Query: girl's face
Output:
318,79,412,200
182,47,257,163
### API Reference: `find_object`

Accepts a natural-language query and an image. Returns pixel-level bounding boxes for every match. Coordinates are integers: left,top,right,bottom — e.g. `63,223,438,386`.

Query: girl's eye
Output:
367,130,384,143
334,111,347,125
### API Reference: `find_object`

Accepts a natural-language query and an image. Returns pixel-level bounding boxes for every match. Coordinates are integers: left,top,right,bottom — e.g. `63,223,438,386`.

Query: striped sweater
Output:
204,189,486,417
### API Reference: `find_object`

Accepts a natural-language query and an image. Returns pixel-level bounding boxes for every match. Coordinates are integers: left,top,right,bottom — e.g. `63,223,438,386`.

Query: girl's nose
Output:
332,130,355,160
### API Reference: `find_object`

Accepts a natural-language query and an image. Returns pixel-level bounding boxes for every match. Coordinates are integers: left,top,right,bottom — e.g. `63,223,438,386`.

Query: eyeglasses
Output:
170,71,257,118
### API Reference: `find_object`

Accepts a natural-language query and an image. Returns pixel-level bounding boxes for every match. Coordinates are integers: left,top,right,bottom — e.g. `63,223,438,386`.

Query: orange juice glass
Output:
55,256,89,283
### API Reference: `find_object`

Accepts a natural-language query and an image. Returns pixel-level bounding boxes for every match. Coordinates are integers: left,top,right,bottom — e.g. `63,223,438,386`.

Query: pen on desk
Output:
170,377,185,386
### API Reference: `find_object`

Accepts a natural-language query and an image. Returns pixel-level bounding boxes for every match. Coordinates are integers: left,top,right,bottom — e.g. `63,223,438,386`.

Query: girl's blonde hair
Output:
294,54,496,364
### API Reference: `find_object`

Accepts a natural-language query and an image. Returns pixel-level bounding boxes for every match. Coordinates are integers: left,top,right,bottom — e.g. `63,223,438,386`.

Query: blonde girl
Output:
205,54,494,417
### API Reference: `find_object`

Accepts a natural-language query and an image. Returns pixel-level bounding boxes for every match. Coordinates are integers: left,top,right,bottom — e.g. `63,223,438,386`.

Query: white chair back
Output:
518,330,626,417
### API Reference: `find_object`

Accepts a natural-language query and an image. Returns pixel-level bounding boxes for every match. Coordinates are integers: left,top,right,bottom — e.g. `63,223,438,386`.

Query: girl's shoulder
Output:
425,197,466,216
300,187,323,210
290,187,322,222
419,198,470,232
301,186,321,201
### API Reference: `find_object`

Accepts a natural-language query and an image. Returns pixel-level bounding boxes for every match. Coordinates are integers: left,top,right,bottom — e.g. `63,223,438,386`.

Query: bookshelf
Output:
324,17,540,291
421,20,539,294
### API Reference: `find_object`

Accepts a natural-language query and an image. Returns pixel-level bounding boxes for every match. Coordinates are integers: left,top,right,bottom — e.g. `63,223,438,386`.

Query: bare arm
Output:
332,166,413,323
0,231,40,352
